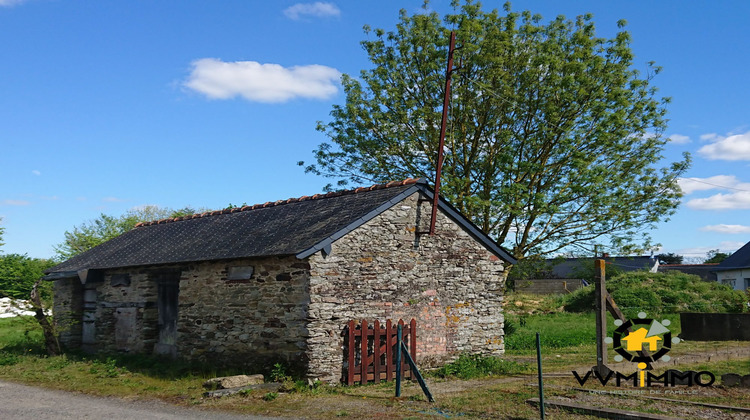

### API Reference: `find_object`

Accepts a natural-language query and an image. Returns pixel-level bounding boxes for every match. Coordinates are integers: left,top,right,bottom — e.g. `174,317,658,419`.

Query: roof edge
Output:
417,185,517,265
135,178,422,229
297,180,517,265
296,184,422,259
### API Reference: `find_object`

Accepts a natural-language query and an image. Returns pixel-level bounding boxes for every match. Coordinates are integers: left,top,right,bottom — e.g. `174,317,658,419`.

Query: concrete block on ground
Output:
203,374,265,390
721,373,741,387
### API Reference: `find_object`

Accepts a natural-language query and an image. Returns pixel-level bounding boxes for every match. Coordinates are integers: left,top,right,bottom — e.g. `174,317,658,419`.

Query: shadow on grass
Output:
0,317,257,381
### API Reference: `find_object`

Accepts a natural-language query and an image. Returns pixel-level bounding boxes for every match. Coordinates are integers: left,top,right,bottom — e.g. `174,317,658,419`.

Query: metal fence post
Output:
395,323,402,397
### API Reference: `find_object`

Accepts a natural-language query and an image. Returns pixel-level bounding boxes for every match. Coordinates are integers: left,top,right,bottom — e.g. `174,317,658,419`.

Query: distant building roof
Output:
658,264,718,282
46,178,516,277
544,256,657,279
714,240,750,271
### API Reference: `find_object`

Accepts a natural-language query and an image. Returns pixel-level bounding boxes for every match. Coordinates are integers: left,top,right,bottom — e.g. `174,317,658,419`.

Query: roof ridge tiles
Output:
133,177,422,228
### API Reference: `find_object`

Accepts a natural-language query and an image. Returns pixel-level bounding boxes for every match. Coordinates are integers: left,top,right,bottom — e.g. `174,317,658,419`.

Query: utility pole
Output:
430,31,457,236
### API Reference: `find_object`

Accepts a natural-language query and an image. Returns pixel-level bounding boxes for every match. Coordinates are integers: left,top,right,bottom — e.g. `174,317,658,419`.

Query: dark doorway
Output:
154,271,180,357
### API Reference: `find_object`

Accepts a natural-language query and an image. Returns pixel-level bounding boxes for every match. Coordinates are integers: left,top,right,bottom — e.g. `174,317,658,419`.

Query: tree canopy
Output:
55,205,199,260
704,249,731,264
0,254,55,300
303,0,689,260
656,252,683,265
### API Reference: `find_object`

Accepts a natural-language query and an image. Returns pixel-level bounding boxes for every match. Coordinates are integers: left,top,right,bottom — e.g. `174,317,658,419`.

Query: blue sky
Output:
1,0,749,262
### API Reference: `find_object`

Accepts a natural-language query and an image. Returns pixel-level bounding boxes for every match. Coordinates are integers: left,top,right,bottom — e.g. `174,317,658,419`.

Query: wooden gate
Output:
344,319,416,385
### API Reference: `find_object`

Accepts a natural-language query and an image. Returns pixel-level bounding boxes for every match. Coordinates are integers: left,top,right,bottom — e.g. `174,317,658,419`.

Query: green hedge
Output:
558,271,747,316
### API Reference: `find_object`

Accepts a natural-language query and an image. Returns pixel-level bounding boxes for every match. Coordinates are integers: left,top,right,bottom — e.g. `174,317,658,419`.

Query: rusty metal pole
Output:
594,259,609,375
430,31,457,236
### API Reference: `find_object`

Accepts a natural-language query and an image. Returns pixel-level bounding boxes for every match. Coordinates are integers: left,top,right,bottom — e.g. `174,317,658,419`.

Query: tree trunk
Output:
30,278,61,356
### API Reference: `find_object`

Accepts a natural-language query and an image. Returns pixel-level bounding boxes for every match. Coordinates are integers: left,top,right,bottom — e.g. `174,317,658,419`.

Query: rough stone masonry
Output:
53,190,507,383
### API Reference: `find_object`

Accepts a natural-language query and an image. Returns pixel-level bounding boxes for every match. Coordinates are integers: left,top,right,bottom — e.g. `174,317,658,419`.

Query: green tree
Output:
656,252,683,265
55,205,200,259
303,1,689,260
0,254,55,299
704,249,731,264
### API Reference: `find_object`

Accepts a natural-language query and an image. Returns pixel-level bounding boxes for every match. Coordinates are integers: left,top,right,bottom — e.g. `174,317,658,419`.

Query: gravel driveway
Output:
0,380,285,420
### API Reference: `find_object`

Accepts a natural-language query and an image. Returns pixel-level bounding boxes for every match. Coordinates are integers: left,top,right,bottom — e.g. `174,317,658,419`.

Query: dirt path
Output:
0,380,281,420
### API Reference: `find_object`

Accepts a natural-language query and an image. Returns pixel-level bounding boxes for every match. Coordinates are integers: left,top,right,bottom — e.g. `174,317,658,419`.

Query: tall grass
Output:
0,317,44,354
504,312,683,351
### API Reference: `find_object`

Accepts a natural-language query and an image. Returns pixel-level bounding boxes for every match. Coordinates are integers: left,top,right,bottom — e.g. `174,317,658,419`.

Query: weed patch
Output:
433,354,531,379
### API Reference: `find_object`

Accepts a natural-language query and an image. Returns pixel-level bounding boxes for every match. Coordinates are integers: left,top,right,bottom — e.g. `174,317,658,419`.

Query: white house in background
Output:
713,240,750,291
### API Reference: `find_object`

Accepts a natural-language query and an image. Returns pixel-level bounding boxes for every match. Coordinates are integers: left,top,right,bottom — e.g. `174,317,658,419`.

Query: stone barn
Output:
45,178,515,382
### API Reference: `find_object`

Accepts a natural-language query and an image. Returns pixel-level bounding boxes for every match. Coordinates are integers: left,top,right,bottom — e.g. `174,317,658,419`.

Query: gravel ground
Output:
0,380,284,420
557,389,750,420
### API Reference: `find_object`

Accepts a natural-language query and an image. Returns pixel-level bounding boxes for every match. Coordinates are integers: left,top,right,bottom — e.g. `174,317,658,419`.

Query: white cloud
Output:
283,2,341,20
699,133,718,142
700,224,750,234
1,199,30,206
0,0,28,7
184,58,340,103
676,241,746,259
31,170,41,176
102,197,126,203
697,130,750,160
668,134,690,144
677,175,748,195
686,191,750,210
679,175,750,210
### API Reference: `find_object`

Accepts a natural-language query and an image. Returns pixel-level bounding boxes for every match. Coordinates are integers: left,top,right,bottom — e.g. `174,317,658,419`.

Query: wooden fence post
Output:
347,320,355,385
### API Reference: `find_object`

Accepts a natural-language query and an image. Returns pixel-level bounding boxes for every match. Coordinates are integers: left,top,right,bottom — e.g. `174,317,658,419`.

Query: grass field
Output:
1,305,748,419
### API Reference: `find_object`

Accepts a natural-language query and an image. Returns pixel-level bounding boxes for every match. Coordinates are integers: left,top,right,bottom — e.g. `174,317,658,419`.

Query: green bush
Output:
0,351,19,366
433,354,531,379
558,271,747,316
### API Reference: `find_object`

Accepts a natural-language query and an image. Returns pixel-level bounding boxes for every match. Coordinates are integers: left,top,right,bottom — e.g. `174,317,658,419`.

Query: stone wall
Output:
83,269,159,354
514,278,586,295
53,257,311,373
177,256,310,371
306,192,506,383
53,277,83,350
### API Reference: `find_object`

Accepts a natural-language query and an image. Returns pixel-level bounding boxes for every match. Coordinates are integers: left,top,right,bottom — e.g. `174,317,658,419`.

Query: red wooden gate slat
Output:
344,318,416,385
360,319,368,383
385,319,393,382
373,320,381,383
410,318,417,365
347,319,355,386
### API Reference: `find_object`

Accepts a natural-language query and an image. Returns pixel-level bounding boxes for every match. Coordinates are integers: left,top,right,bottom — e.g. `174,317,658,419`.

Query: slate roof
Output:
658,264,717,282
46,178,515,277
714,240,750,271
